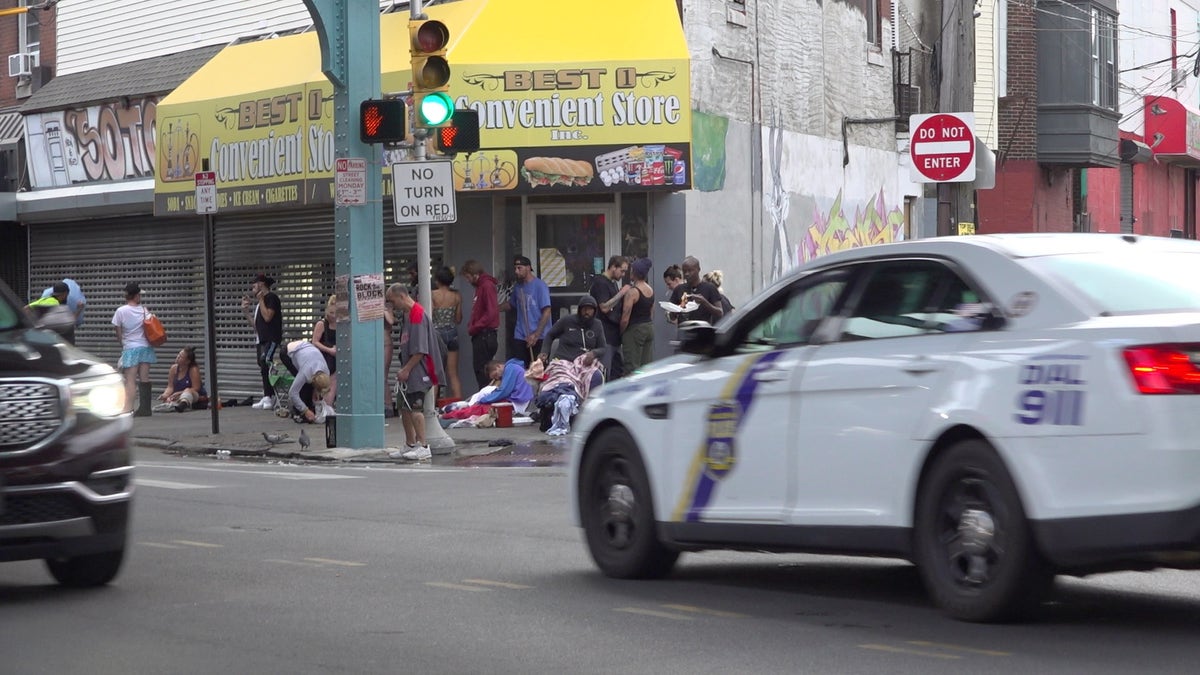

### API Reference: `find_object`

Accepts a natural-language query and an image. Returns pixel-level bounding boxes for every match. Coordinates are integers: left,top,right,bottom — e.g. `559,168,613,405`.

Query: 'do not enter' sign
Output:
909,112,976,183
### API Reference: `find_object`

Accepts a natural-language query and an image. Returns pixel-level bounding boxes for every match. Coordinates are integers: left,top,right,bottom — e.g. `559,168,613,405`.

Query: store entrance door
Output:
524,204,620,324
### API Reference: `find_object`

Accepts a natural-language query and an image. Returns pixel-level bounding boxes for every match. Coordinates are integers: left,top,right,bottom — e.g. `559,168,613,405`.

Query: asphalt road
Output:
3,447,1200,674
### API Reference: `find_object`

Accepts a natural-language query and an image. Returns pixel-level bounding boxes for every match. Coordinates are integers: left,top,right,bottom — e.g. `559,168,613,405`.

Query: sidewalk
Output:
131,404,570,467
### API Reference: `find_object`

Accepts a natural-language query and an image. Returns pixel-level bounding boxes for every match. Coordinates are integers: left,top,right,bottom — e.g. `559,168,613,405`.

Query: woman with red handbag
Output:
111,282,158,416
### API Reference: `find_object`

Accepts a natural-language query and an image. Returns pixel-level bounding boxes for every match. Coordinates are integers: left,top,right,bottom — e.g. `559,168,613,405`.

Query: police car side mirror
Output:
676,320,716,356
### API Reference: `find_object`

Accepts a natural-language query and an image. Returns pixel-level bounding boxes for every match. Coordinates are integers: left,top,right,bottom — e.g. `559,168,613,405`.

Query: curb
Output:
133,435,555,465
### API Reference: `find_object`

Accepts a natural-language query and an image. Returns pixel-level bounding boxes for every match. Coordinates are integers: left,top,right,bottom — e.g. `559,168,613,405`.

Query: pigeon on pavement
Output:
262,431,290,445
298,427,311,451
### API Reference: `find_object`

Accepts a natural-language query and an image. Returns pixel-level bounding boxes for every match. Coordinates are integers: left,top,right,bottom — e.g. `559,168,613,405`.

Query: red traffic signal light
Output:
435,110,480,154
360,99,407,144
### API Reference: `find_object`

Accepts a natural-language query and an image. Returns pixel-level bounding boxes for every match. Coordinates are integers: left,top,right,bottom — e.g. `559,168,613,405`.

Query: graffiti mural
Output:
25,97,158,189
799,189,906,263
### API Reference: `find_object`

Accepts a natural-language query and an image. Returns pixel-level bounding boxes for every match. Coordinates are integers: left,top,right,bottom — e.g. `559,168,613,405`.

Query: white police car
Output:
569,233,1200,622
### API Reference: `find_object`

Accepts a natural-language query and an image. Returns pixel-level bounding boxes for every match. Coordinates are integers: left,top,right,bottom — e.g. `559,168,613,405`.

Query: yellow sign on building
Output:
154,0,691,215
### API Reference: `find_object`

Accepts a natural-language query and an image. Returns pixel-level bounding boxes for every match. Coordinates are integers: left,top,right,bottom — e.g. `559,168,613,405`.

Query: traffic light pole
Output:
303,0,385,449
410,0,454,453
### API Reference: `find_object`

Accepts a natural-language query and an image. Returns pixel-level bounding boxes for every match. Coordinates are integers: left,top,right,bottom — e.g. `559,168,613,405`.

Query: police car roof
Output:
803,232,1200,270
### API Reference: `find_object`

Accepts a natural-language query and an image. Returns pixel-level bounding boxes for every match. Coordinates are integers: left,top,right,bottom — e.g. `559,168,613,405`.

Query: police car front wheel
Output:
914,439,1053,622
579,427,679,579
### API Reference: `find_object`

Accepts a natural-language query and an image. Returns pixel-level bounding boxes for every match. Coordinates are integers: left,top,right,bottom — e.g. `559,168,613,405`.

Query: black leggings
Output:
256,342,280,397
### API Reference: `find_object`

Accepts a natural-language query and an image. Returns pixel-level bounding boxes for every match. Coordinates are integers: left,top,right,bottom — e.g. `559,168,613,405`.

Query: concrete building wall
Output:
683,0,908,299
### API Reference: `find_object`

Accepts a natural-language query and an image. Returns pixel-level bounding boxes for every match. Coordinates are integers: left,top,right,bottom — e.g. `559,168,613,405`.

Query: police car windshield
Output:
1025,251,1200,314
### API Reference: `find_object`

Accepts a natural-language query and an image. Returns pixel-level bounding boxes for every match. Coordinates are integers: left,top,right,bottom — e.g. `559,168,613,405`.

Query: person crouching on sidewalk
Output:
286,340,332,424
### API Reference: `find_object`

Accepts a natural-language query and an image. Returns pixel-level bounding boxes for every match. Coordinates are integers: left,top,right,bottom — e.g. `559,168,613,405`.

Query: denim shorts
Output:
436,326,459,352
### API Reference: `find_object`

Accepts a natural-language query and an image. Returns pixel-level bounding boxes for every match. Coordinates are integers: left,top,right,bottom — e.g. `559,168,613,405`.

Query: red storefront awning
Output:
1143,95,1200,166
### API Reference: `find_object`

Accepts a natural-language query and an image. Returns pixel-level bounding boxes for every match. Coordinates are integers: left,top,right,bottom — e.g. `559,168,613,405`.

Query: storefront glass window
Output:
621,193,650,259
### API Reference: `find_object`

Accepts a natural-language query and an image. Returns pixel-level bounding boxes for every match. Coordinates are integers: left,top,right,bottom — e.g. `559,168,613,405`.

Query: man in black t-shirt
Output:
668,256,725,325
588,256,628,379
242,273,284,409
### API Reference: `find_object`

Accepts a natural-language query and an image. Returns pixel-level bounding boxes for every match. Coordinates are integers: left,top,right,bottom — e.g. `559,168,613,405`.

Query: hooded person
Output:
538,294,608,370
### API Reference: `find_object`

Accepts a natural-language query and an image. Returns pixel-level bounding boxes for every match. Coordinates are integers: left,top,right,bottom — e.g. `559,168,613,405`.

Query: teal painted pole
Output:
303,0,385,448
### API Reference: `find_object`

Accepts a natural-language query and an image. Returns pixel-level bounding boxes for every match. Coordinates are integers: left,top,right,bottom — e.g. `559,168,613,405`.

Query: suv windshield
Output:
1025,251,1200,314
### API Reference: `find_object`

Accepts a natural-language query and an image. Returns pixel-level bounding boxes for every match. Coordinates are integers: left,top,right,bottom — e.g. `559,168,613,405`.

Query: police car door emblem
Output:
1007,291,1037,318
704,402,741,479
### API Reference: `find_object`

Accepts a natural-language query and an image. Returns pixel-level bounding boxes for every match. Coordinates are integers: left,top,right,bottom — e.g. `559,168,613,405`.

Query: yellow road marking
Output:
462,579,532,589
426,581,493,592
660,603,746,618
614,607,695,621
859,644,961,660
138,542,183,549
171,540,224,548
907,641,1011,657
303,557,366,567
263,559,323,567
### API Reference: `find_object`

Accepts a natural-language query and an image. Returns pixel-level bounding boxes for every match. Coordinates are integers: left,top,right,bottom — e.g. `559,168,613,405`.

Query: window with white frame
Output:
20,0,40,63
1091,7,1116,109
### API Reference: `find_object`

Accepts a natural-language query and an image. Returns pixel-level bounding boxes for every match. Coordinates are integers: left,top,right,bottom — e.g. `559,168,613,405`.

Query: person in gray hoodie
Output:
538,294,609,371
286,340,332,423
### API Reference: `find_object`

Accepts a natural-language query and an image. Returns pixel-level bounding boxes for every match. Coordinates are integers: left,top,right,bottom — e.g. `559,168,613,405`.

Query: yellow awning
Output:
155,0,691,215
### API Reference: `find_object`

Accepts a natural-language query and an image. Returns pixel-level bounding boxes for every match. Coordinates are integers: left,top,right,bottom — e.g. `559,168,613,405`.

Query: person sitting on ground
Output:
534,351,605,436
286,340,332,424
476,358,535,415
155,346,208,412
538,294,608,373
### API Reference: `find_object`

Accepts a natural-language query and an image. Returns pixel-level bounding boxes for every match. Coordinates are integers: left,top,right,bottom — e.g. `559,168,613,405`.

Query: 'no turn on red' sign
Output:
909,113,976,183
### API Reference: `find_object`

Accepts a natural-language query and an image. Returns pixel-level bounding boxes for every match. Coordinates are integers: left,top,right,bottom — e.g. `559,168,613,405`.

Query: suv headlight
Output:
70,373,126,418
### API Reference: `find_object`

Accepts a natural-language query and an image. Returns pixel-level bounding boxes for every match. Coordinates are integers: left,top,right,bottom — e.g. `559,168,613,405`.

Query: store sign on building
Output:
153,5,692,216
1142,95,1200,164
26,96,159,189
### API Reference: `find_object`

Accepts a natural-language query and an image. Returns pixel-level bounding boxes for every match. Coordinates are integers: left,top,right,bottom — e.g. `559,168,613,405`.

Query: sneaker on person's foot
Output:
252,395,274,409
401,444,432,461
387,444,417,460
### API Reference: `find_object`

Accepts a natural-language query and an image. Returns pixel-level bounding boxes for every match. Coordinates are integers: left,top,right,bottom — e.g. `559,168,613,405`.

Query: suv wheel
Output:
579,427,678,579
914,439,1053,622
45,547,126,588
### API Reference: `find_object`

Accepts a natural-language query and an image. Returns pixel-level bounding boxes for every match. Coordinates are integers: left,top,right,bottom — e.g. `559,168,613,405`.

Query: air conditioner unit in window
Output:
896,84,921,117
7,53,34,78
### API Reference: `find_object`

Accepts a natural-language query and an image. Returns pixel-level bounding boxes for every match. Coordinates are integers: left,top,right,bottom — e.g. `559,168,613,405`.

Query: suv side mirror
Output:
676,320,716,355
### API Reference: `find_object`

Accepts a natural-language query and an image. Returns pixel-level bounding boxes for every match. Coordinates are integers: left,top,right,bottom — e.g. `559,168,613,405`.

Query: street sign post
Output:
909,113,976,183
194,171,217,214
335,157,367,205
390,159,457,225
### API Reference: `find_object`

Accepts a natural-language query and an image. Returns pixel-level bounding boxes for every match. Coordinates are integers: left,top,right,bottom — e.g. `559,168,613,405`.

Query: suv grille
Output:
0,381,62,452
0,492,82,526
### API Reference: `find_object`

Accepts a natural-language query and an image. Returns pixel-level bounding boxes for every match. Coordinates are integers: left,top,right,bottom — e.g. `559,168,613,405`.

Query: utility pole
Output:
937,0,977,236
302,0,385,448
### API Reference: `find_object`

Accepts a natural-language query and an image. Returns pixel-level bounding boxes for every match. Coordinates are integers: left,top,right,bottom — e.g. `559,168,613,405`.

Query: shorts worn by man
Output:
386,283,447,461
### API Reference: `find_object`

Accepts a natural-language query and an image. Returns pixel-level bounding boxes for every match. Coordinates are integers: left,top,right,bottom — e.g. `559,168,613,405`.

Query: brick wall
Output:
0,0,56,108
977,160,1073,232
996,0,1036,163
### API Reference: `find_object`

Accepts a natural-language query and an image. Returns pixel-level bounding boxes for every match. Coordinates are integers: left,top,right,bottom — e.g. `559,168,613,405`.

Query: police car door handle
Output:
752,368,788,382
902,356,940,374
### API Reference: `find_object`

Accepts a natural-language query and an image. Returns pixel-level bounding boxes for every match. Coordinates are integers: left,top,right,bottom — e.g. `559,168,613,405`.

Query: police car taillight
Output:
1123,344,1200,394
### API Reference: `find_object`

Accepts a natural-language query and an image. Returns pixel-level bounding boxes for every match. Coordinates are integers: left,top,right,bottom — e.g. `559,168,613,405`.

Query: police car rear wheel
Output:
915,439,1052,622
579,427,678,579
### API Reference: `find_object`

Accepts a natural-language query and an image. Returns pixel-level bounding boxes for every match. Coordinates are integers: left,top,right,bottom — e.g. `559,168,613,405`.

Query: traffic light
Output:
359,99,407,144
409,18,454,128
435,110,481,154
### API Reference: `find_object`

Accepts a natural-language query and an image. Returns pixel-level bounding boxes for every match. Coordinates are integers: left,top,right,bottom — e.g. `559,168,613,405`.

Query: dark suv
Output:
0,279,132,586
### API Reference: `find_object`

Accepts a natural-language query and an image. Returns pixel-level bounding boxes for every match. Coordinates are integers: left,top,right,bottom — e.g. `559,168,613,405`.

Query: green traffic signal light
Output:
417,92,454,127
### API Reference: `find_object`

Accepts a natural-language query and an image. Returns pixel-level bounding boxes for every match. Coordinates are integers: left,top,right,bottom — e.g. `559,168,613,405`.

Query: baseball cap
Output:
513,255,532,268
